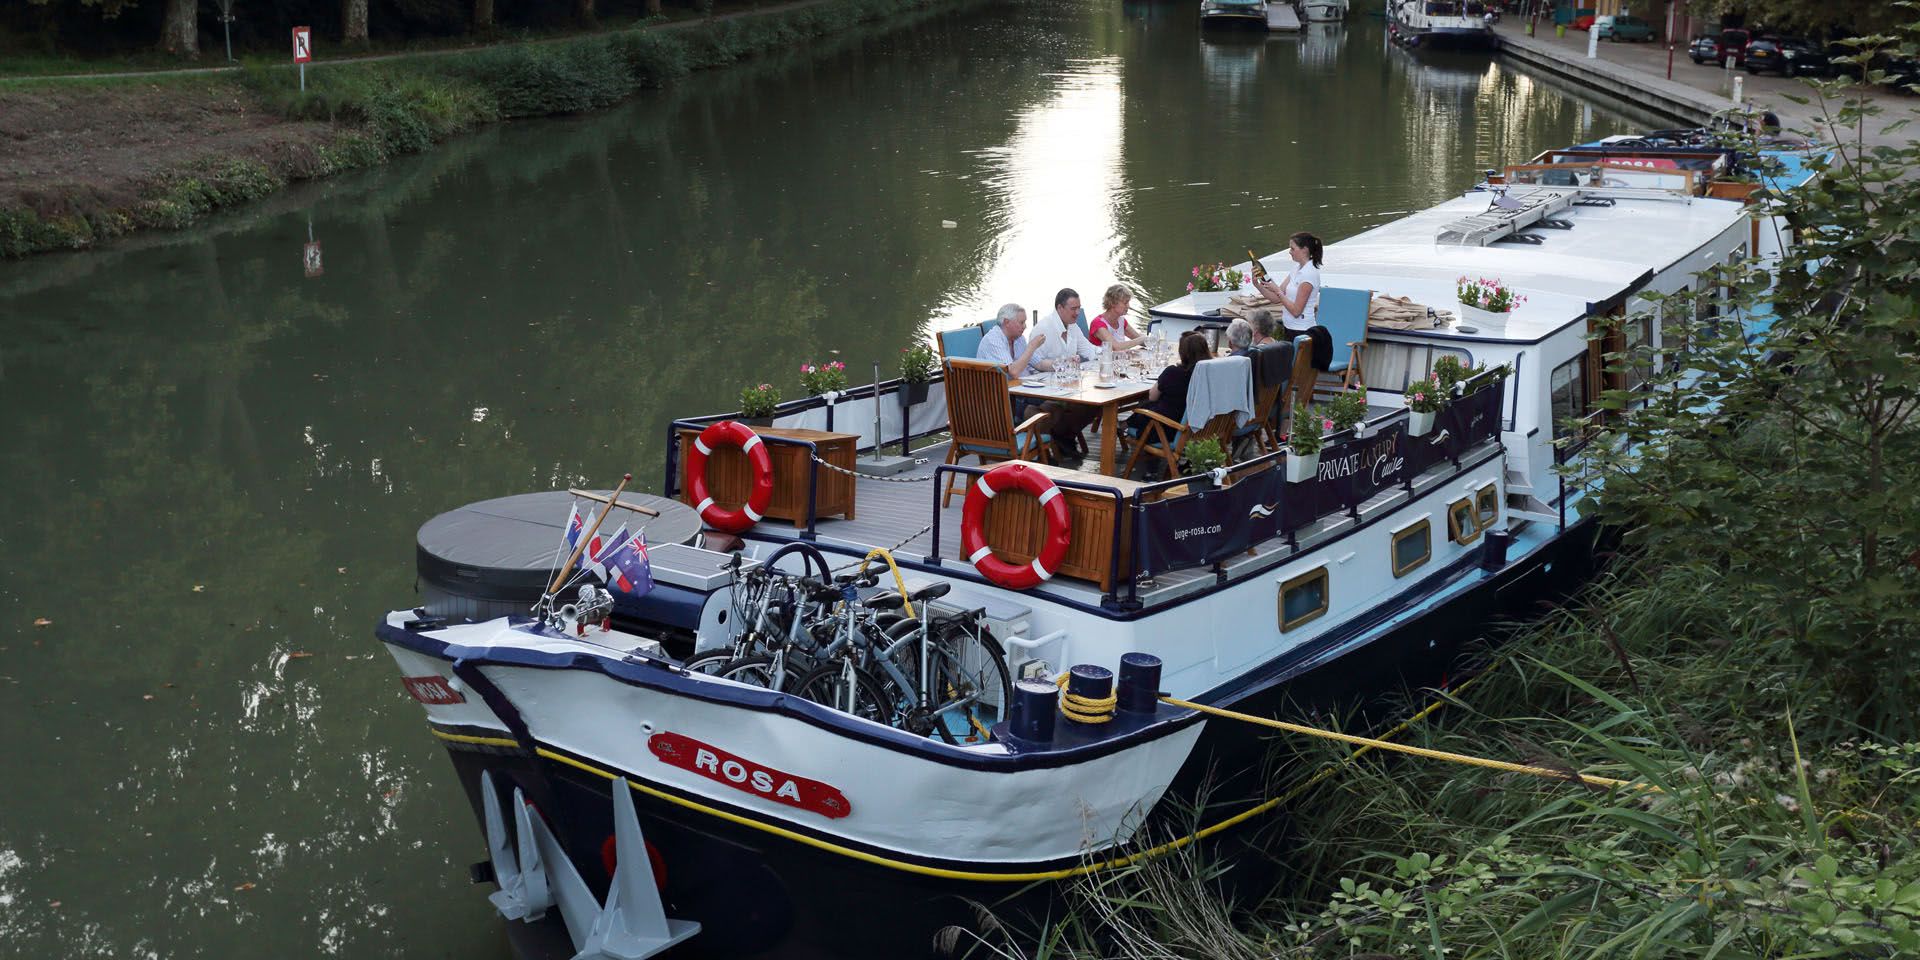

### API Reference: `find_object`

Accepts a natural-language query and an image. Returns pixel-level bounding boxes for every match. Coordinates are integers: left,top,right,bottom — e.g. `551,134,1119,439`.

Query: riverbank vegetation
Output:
0,0,963,258
960,67,1920,960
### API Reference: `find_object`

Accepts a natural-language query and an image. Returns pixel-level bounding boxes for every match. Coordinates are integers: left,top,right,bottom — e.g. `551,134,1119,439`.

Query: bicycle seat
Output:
909,582,951,603
861,592,906,611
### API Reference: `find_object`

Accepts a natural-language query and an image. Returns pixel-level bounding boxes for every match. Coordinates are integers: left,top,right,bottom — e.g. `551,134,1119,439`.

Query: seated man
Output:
977,303,1083,465
1225,318,1255,357
1027,288,1101,458
1247,308,1279,347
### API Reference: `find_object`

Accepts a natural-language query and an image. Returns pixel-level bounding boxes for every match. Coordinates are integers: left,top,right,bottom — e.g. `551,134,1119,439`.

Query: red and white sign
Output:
401,675,466,704
648,732,851,819
292,26,312,63
302,240,323,278
1607,157,1681,170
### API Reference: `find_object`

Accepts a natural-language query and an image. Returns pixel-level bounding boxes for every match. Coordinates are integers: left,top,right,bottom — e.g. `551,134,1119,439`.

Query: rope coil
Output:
1057,673,1116,724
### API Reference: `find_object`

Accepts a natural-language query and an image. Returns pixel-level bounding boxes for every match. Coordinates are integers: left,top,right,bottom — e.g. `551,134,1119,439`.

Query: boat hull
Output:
1390,21,1499,50
430,516,1606,959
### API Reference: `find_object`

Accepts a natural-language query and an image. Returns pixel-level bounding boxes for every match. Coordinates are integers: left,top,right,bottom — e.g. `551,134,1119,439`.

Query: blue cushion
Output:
939,326,984,359
1319,287,1370,370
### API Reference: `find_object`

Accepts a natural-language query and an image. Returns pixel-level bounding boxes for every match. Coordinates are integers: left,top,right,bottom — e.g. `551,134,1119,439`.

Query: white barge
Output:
379,141,1813,958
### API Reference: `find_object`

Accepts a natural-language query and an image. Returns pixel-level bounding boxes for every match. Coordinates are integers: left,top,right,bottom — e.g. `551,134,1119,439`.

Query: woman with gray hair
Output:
1225,317,1255,357
1246,308,1278,346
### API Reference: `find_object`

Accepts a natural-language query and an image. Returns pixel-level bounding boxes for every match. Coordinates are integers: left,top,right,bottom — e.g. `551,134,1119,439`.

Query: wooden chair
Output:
941,358,1051,507
1313,287,1372,399
1284,333,1316,435
1124,357,1251,479
1242,340,1293,455
937,318,1002,360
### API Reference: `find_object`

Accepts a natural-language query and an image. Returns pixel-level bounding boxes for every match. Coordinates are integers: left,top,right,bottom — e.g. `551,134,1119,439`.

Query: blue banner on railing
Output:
1135,379,1506,577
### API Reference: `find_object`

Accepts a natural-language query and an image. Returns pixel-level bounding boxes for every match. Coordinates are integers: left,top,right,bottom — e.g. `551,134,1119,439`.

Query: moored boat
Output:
1200,0,1275,31
1388,0,1496,49
378,139,1820,959
1300,0,1347,22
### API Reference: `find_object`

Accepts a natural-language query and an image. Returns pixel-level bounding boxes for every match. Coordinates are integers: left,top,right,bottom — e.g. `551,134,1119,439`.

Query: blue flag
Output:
594,531,653,597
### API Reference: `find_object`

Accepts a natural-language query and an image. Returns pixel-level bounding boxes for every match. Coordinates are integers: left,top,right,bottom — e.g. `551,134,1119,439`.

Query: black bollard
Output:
1116,652,1163,714
1480,528,1513,572
1066,664,1114,704
1008,680,1059,743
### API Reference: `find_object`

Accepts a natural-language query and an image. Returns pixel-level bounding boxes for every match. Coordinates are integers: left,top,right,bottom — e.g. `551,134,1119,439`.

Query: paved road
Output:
1493,20,1917,153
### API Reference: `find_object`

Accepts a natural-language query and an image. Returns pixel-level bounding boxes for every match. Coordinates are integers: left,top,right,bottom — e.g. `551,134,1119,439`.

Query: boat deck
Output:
747,410,1496,614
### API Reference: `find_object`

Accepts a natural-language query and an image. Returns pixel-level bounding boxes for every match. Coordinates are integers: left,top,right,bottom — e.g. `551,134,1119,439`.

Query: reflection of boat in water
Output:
1201,0,1303,32
1388,0,1496,50
1300,0,1348,21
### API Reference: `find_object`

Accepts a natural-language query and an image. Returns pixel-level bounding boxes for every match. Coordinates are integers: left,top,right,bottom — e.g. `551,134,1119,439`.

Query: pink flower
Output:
1322,419,1334,432
1192,267,1200,276
1413,392,1425,402
1187,282,1195,292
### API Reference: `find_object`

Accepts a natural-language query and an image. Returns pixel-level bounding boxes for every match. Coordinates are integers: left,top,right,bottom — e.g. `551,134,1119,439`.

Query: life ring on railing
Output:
960,462,1071,590
687,420,773,534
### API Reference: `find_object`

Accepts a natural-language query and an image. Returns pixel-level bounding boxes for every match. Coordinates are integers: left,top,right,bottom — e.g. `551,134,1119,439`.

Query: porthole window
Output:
1391,519,1431,578
1278,567,1330,632
1448,497,1481,545
1475,483,1499,529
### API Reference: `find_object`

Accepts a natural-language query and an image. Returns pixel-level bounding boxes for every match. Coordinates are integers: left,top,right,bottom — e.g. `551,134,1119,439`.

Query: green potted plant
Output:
798,360,848,397
1326,390,1369,437
738,382,780,426
1183,437,1229,489
1186,262,1244,315
899,343,937,405
1432,354,1469,397
1404,376,1443,437
1287,406,1326,483
1454,276,1526,331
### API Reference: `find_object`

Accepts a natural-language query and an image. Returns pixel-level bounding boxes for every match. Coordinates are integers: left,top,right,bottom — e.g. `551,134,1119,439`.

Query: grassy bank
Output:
0,0,964,259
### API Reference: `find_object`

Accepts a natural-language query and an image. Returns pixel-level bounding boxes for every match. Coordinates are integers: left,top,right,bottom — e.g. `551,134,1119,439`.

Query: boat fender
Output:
1480,528,1513,572
960,462,1071,590
686,420,774,534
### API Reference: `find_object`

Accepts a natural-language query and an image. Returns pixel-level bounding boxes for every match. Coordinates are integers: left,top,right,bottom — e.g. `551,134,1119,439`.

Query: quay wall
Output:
1495,29,1722,128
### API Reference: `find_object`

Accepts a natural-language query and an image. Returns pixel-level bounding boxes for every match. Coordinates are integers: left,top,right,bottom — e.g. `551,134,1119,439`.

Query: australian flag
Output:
592,531,653,597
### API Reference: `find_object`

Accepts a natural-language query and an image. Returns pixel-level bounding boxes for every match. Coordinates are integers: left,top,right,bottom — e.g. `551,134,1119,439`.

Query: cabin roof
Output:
1153,189,1750,345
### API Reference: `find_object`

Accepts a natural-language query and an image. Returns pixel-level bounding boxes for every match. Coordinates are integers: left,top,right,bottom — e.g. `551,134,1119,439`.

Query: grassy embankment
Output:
0,0,958,259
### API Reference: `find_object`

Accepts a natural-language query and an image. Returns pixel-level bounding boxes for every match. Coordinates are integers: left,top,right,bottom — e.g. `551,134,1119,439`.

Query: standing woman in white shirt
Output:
1252,231,1329,371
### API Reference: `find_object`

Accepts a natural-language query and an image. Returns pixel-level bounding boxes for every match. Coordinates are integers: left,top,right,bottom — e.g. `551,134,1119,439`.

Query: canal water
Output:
0,3,1650,956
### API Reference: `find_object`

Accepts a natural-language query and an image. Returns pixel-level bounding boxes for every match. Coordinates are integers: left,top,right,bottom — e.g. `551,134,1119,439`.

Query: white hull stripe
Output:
695,496,716,514
1036,485,1061,506
968,545,994,564
1031,559,1053,581
977,476,997,499
741,434,763,455
693,437,711,456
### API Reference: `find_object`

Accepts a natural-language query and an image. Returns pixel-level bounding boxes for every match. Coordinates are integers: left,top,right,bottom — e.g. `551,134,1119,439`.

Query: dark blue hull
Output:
436,517,1604,958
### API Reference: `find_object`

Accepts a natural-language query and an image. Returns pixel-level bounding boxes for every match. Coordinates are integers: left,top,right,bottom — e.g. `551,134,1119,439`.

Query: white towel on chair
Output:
1183,356,1254,432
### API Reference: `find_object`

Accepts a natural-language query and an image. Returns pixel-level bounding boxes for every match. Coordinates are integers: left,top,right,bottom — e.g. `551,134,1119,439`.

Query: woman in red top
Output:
1088,283,1148,351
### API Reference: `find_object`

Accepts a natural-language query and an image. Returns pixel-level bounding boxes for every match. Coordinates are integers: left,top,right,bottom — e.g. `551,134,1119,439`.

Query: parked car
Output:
1718,28,1752,63
1743,37,1830,77
1688,34,1721,63
1599,15,1656,42
1874,54,1920,92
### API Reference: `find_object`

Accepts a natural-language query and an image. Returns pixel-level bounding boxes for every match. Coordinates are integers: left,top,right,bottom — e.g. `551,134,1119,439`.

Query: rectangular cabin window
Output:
1549,354,1590,442
1448,497,1481,545
1391,519,1431,578
1475,483,1499,529
1278,567,1330,632
1361,343,1473,392
1621,314,1653,391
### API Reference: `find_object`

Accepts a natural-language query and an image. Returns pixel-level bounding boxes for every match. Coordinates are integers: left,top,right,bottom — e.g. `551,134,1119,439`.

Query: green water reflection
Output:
0,2,1650,956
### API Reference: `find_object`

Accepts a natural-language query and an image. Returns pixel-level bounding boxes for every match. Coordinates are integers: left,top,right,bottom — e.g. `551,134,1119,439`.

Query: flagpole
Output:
547,473,631,599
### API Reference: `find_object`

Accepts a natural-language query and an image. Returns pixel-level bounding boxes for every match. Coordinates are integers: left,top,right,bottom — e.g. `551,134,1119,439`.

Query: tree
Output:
1685,0,1905,34
162,0,197,56
576,0,595,23
474,0,494,30
343,0,368,45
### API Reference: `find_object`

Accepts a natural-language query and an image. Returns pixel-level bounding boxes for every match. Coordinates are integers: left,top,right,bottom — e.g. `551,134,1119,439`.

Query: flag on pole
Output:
584,523,628,575
594,531,653,597
561,504,588,554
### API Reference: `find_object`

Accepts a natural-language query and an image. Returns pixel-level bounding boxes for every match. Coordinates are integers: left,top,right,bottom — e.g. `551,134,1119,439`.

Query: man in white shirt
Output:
1024,288,1100,457
976,303,1086,466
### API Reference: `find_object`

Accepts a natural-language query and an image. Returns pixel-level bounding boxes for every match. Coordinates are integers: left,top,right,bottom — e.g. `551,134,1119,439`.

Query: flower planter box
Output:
1455,303,1515,332
1408,409,1437,437
1188,291,1234,316
1286,450,1319,483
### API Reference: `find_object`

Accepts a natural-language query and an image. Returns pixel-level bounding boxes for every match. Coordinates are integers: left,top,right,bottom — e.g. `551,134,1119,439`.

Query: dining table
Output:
1009,372,1155,477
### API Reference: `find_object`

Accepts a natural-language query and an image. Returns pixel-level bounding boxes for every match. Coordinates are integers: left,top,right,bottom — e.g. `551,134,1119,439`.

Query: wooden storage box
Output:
677,426,857,527
971,463,1138,592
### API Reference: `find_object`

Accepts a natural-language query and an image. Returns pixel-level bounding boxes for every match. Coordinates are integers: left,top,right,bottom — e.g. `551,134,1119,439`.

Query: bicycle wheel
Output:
683,648,739,676
713,654,793,691
926,622,1013,742
793,659,897,725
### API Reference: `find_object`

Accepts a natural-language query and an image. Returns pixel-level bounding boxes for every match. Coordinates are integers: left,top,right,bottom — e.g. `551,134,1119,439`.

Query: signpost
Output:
292,26,312,91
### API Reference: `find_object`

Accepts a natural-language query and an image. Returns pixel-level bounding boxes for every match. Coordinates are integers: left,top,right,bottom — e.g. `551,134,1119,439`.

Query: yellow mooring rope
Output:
1159,695,1660,794
856,547,915,619
1057,672,1117,724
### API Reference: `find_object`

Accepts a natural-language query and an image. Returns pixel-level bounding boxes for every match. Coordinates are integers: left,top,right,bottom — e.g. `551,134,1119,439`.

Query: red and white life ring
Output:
687,420,774,534
960,462,1072,590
